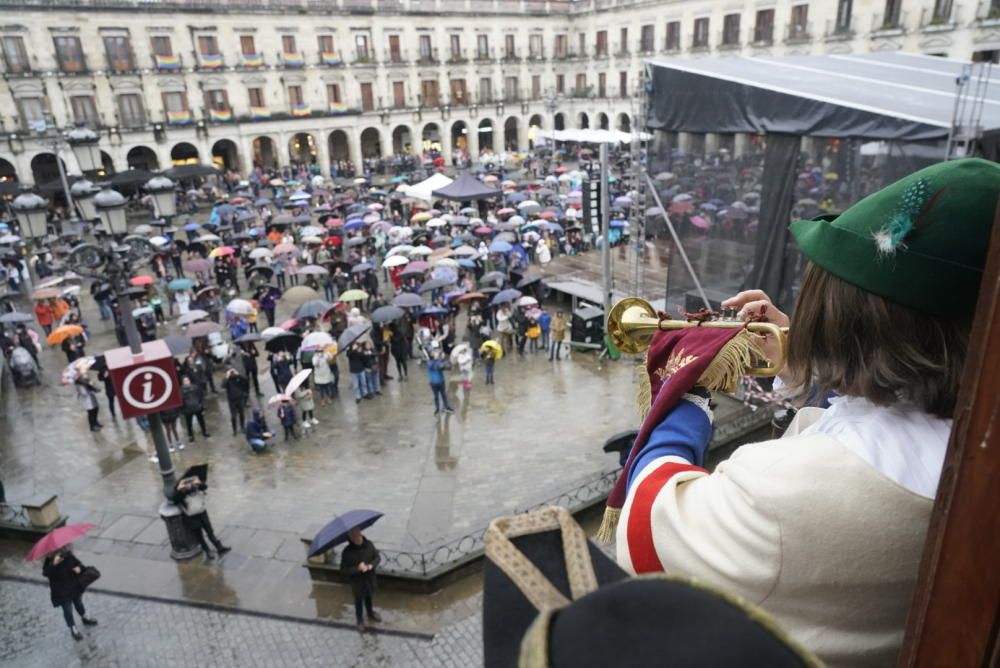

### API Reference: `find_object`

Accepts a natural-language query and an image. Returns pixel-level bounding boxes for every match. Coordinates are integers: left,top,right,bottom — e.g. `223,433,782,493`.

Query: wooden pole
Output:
897,206,1000,666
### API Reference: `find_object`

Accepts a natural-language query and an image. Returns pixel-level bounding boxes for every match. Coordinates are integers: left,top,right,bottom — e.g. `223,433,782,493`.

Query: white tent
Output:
405,173,454,202
537,128,651,144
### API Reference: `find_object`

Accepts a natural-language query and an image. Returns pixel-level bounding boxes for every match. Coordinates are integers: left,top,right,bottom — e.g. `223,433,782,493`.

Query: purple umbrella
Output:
308,509,383,557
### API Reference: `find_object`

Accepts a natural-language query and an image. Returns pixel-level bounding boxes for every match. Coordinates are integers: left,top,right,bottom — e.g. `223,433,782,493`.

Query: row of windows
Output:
11,70,631,130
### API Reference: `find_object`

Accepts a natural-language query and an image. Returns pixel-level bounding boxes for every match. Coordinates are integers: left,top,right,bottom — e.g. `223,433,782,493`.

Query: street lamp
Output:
11,190,49,240
94,187,129,236
145,175,177,219
70,179,99,221
66,124,102,173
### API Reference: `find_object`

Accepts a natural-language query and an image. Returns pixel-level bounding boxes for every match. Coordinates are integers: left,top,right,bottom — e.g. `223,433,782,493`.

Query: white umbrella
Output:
383,255,410,268
386,244,415,257
518,296,539,307
433,258,459,268
289,191,312,201
300,225,324,237
249,248,273,259
150,236,170,246
176,310,209,327
301,235,323,244
284,368,313,396
427,218,447,228
134,224,153,235
196,233,221,242
509,215,526,226
517,200,540,210
226,298,256,315
410,245,433,256
260,326,286,340
301,331,335,351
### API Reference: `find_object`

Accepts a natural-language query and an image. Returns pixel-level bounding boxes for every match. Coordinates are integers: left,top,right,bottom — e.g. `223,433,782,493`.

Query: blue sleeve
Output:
626,399,712,492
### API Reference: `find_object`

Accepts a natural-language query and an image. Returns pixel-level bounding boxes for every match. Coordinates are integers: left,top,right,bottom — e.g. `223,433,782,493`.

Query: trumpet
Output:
606,297,789,377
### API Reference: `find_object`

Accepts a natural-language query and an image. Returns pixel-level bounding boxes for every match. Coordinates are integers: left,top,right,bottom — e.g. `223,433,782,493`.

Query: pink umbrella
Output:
538,211,557,220
474,226,493,235
407,260,429,272
497,207,515,216
268,393,292,407
280,318,300,330
26,523,97,561
669,201,694,215
273,243,299,255
325,218,344,227
690,215,711,230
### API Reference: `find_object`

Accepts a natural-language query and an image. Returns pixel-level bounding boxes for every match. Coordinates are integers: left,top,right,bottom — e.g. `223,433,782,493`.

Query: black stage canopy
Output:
432,172,501,201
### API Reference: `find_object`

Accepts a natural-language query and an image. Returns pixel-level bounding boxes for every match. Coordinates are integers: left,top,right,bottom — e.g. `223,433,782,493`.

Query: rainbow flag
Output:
249,106,271,119
282,52,304,67
199,53,223,68
291,104,311,117
209,108,233,122
321,52,342,66
166,110,192,125
242,53,263,67
328,102,348,114
154,54,181,70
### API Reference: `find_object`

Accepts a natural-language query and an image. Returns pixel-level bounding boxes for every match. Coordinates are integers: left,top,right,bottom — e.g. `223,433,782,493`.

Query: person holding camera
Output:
172,475,230,560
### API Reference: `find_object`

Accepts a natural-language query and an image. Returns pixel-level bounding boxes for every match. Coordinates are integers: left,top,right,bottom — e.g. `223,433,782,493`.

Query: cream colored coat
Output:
616,409,933,668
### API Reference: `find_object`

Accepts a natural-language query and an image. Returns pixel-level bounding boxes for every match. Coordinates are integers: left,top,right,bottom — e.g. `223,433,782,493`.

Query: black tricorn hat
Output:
483,507,821,668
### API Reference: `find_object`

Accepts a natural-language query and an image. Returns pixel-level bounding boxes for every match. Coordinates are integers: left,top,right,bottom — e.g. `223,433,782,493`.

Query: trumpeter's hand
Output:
721,290,789,377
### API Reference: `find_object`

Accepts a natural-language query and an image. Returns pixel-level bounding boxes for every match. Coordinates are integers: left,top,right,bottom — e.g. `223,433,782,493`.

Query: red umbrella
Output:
129,275,154,286
26,523,97,561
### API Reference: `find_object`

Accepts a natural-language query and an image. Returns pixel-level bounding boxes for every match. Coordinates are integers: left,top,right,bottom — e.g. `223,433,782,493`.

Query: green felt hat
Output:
790,158,1000,318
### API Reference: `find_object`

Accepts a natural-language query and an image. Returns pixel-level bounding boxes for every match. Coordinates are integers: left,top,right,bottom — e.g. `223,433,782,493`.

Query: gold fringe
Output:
595,507,621,543
696,330,764,394
636,351,651,422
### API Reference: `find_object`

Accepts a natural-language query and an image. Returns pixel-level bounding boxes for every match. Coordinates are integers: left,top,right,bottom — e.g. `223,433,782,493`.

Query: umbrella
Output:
517,295,539,307
209,246,235,258
268,393,292,407
480,340,504,361
382,255,409,268
235,332,263,344
164,334,193,356
168,278,194,291
47,324,84,345
26,524,98,561
176,310,209,327
273,243,299,255
186,321,223,338
61,356,96,385
284,368,313,396
516,275,542,289
419,278,451,293
131,306,154,317
491,288,522,305
351,262,374,274
259,326,286,340
302,331,335,351
183,258,212,273
454,292,487,303
338,289,368,302
32,287,62,300
370,305,405,323
264,332,303,353
37,276,65,289
308,509,383,557
298,264,329,276
480,271,505,285
392,293,424,308
226,298,256,315
248,264,274,278
249,247,273,260
690,216,711,230
337,324,371,351
0,312,32,323
280,286,321,305
294,299,334,319
489,240,512,253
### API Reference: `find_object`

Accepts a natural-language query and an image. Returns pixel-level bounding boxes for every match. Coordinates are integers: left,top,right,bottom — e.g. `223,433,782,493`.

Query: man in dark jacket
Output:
221,367,249,435
180,376,211,441
245,408,272,452
239,342,263,396
172,475,230,559
340,528,383,629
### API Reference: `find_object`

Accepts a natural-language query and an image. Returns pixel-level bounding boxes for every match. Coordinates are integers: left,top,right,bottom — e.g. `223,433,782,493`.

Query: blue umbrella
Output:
168,278,194,291
255,198,272,207
542,222,564,234
184,223,200,231
420,306,449,316
351,262,373,273
431,267,458,283
507,192,528,203
392,292,424,308
308,509,383,557
491,288,522,305
610,219,626,228
457,258,477,269
344,220,365,232
489,240,513,253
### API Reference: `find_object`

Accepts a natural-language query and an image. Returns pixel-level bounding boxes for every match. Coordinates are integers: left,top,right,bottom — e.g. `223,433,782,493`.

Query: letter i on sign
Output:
142,372,154,402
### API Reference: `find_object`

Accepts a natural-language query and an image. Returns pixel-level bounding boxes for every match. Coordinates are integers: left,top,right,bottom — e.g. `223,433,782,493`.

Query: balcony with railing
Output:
384,48,408,66
568,85,592,99
871,10,908,36
416,47,439,65
636,39,656,55
975,0,1000,23
690,34,710,53
824,16,856,40
352,49,377,66
612,42,629,58
105,49,138,75
152,53,184,72
447,48,469,65
784,21,812,44
554,48,579,60
57,55,89,75
751,25,775,47
195,52,225,71
474,47,494,63
593,45,609,59
527,46,546,62
280,51,306,68
920,3,960,30
717,29,742,50
319,51,344,66
238,52,266,69
501,48,521,63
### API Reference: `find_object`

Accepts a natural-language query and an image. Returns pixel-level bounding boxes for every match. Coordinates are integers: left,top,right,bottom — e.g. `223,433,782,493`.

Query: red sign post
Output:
105,340,182,420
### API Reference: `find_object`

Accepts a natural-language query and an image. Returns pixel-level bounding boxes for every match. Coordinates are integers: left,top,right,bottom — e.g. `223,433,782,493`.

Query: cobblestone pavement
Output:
0,577,483,668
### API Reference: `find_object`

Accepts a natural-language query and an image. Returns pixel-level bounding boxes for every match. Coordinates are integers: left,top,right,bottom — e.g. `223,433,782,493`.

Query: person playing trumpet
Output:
604,158,1000,667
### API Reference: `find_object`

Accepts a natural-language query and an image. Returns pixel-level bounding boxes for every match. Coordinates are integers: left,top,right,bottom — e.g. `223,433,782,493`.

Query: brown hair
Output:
786,263,969,419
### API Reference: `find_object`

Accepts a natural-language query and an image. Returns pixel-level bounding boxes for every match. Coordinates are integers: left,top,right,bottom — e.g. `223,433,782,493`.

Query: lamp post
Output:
66,124,102,174
66,190,200,560
144,175,177,220
544,89,559,145
11,190,49,241
70,179,99,227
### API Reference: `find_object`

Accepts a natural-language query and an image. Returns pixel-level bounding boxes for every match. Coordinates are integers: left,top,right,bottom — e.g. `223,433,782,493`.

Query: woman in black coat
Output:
42,548,97,640
340,529,383,628
180,376,210,441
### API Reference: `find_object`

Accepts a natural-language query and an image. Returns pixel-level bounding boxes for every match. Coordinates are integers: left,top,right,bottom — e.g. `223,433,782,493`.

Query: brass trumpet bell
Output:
606,297,788,377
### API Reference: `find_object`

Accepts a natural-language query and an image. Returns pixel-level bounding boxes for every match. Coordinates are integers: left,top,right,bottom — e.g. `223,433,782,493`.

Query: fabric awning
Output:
431,172,501,201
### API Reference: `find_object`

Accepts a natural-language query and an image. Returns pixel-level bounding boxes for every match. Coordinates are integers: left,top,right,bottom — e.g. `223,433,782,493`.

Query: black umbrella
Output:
109,169,154,187
264,332,302,353
370,305,405,323
307,509,383,557
248,264,274,277
235,332,262,343
163,164,219,180
480,271,505,285
392,293,424,308
337,323,371,352
293,299,334,320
